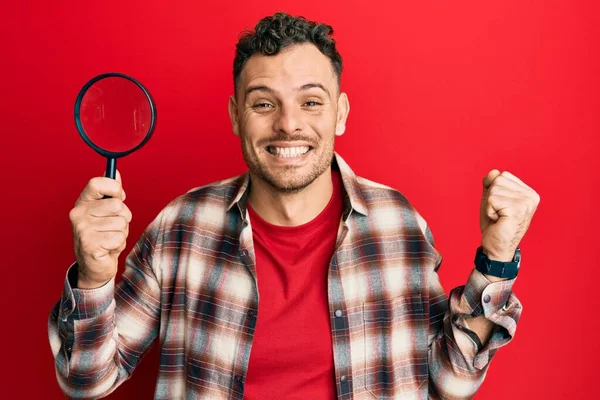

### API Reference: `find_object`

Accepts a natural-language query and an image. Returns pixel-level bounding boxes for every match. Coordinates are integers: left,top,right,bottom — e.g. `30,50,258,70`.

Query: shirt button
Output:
483,294,491,303
340,375,347,383
335,309,343,318
239,249,248,258
247,309,256,317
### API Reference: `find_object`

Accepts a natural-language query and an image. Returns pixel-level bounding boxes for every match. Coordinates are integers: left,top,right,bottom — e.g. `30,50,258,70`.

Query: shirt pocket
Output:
363,294,428,399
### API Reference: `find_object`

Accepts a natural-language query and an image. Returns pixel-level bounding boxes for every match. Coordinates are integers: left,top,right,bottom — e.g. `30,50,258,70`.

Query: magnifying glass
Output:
74,72,157,180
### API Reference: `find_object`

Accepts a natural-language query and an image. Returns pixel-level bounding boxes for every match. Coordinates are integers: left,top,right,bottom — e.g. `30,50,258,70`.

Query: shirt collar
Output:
226,152,368,220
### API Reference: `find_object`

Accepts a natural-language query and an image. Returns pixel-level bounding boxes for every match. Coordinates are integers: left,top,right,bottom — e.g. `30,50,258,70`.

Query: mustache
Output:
256,133,318,147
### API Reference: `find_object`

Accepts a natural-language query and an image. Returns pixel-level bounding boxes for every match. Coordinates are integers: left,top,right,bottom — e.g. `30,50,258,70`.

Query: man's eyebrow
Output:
245,83,331,97
246,85,273,96
299,83,330,97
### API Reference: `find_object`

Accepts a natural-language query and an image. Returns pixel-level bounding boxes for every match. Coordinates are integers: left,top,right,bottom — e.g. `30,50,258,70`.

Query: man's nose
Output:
273,104,302,135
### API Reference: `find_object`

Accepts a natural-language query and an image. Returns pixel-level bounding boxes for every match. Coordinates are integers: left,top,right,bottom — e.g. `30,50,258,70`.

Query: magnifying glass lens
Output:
79,77,152,153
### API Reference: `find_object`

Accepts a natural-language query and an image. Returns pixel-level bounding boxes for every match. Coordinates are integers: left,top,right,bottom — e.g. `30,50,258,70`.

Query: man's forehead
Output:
239,43,336,92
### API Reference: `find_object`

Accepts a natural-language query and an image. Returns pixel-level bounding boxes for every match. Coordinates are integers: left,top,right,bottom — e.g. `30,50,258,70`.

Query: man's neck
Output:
248,168,334,227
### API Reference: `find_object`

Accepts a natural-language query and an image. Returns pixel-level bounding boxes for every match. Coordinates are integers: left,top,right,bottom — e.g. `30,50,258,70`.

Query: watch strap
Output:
474,246,520,279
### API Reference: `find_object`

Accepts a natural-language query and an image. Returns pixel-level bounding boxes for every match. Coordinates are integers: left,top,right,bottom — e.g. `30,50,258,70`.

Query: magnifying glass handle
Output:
105,157,117,180
102,158,117,199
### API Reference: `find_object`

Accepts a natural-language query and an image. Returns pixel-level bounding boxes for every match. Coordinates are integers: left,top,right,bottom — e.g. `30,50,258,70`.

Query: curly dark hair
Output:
233,12,343,94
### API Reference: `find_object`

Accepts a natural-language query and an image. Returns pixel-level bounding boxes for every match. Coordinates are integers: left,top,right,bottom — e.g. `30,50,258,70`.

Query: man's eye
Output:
304,101,322,107
252,103,273,109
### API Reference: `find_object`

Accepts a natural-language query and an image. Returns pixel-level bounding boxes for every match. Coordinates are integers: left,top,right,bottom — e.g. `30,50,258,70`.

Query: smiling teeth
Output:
270,146,310,157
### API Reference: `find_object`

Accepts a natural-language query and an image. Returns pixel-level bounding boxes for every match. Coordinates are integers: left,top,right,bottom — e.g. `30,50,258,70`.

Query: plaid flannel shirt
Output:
49,153,522,399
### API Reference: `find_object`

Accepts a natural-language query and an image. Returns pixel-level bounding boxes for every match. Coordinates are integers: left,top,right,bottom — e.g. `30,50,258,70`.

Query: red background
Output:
1,1,598,399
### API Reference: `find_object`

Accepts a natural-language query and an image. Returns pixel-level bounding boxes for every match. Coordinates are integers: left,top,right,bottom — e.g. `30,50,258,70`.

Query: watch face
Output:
514,248,522,263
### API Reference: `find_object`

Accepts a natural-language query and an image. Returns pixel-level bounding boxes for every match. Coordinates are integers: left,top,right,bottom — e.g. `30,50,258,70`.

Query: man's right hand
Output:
69,170,132,289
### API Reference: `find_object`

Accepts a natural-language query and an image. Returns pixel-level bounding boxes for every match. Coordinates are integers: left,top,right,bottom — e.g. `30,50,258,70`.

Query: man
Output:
49,12,540,400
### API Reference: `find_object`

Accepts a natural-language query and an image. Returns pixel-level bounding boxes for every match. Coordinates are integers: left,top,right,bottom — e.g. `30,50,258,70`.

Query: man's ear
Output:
228,95,240,136
335,92,350,136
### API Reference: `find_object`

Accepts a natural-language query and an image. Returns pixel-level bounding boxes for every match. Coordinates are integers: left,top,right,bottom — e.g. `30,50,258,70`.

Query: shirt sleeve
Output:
422,224,523,399
48,206,169,399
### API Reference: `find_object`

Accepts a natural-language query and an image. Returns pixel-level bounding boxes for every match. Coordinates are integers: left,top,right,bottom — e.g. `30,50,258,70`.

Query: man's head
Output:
228,13,350,193
233,13,343,96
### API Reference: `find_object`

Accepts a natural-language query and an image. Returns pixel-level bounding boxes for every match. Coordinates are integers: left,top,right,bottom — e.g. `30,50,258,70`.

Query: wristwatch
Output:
474,246,521,279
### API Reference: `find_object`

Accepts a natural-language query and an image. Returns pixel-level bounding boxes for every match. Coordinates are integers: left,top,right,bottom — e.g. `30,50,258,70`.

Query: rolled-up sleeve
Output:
450,269,522,370
428,265,523,400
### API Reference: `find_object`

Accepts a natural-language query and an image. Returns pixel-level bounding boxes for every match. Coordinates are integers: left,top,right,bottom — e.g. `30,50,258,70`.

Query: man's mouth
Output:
266,145,311,158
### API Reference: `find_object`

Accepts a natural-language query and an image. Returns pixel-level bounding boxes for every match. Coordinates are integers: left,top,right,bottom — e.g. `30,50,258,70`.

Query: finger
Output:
487,194,520,218
482,169,501,191
110,240,128,255
88,198,126,217
487,186,523,199
115,170,126,200
97,231,127,253
488,175,527,193
486,201,499,222
90,200,132,223
91,215,129,233
500,171,534,191
79,177,125,202
79,229,123,258
122,203,132,223
104,169,123,184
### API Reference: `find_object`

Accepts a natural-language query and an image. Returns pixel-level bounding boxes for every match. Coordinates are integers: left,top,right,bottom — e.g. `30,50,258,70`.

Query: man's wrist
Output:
481,248,515,262
72,264,112,289
77,276,112,289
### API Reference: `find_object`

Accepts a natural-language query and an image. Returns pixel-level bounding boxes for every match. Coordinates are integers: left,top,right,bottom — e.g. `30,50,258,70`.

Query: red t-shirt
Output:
243,170,344,400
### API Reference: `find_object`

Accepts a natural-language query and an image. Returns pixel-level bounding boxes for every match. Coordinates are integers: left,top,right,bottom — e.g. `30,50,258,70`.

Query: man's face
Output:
229,43,349,193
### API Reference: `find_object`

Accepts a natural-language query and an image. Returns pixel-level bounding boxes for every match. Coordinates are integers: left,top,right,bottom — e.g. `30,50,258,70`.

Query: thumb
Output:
480,169,500,231
482,169,501,192
115,170,126,200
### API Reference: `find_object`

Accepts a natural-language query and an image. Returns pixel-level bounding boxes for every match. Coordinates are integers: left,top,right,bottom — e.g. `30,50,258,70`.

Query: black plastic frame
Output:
74,72,157,159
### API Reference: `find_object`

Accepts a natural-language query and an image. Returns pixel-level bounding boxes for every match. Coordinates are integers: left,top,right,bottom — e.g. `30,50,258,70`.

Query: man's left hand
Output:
480,170,540,262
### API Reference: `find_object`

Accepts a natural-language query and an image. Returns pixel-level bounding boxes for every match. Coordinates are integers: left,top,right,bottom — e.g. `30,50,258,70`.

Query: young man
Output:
49,12,540,400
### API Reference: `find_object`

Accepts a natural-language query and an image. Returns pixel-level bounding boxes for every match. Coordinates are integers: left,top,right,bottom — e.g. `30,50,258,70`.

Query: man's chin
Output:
263,174,314,193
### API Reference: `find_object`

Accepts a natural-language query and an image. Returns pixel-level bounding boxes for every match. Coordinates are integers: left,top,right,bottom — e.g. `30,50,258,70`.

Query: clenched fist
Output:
69,170,132,289
480,170,540,263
